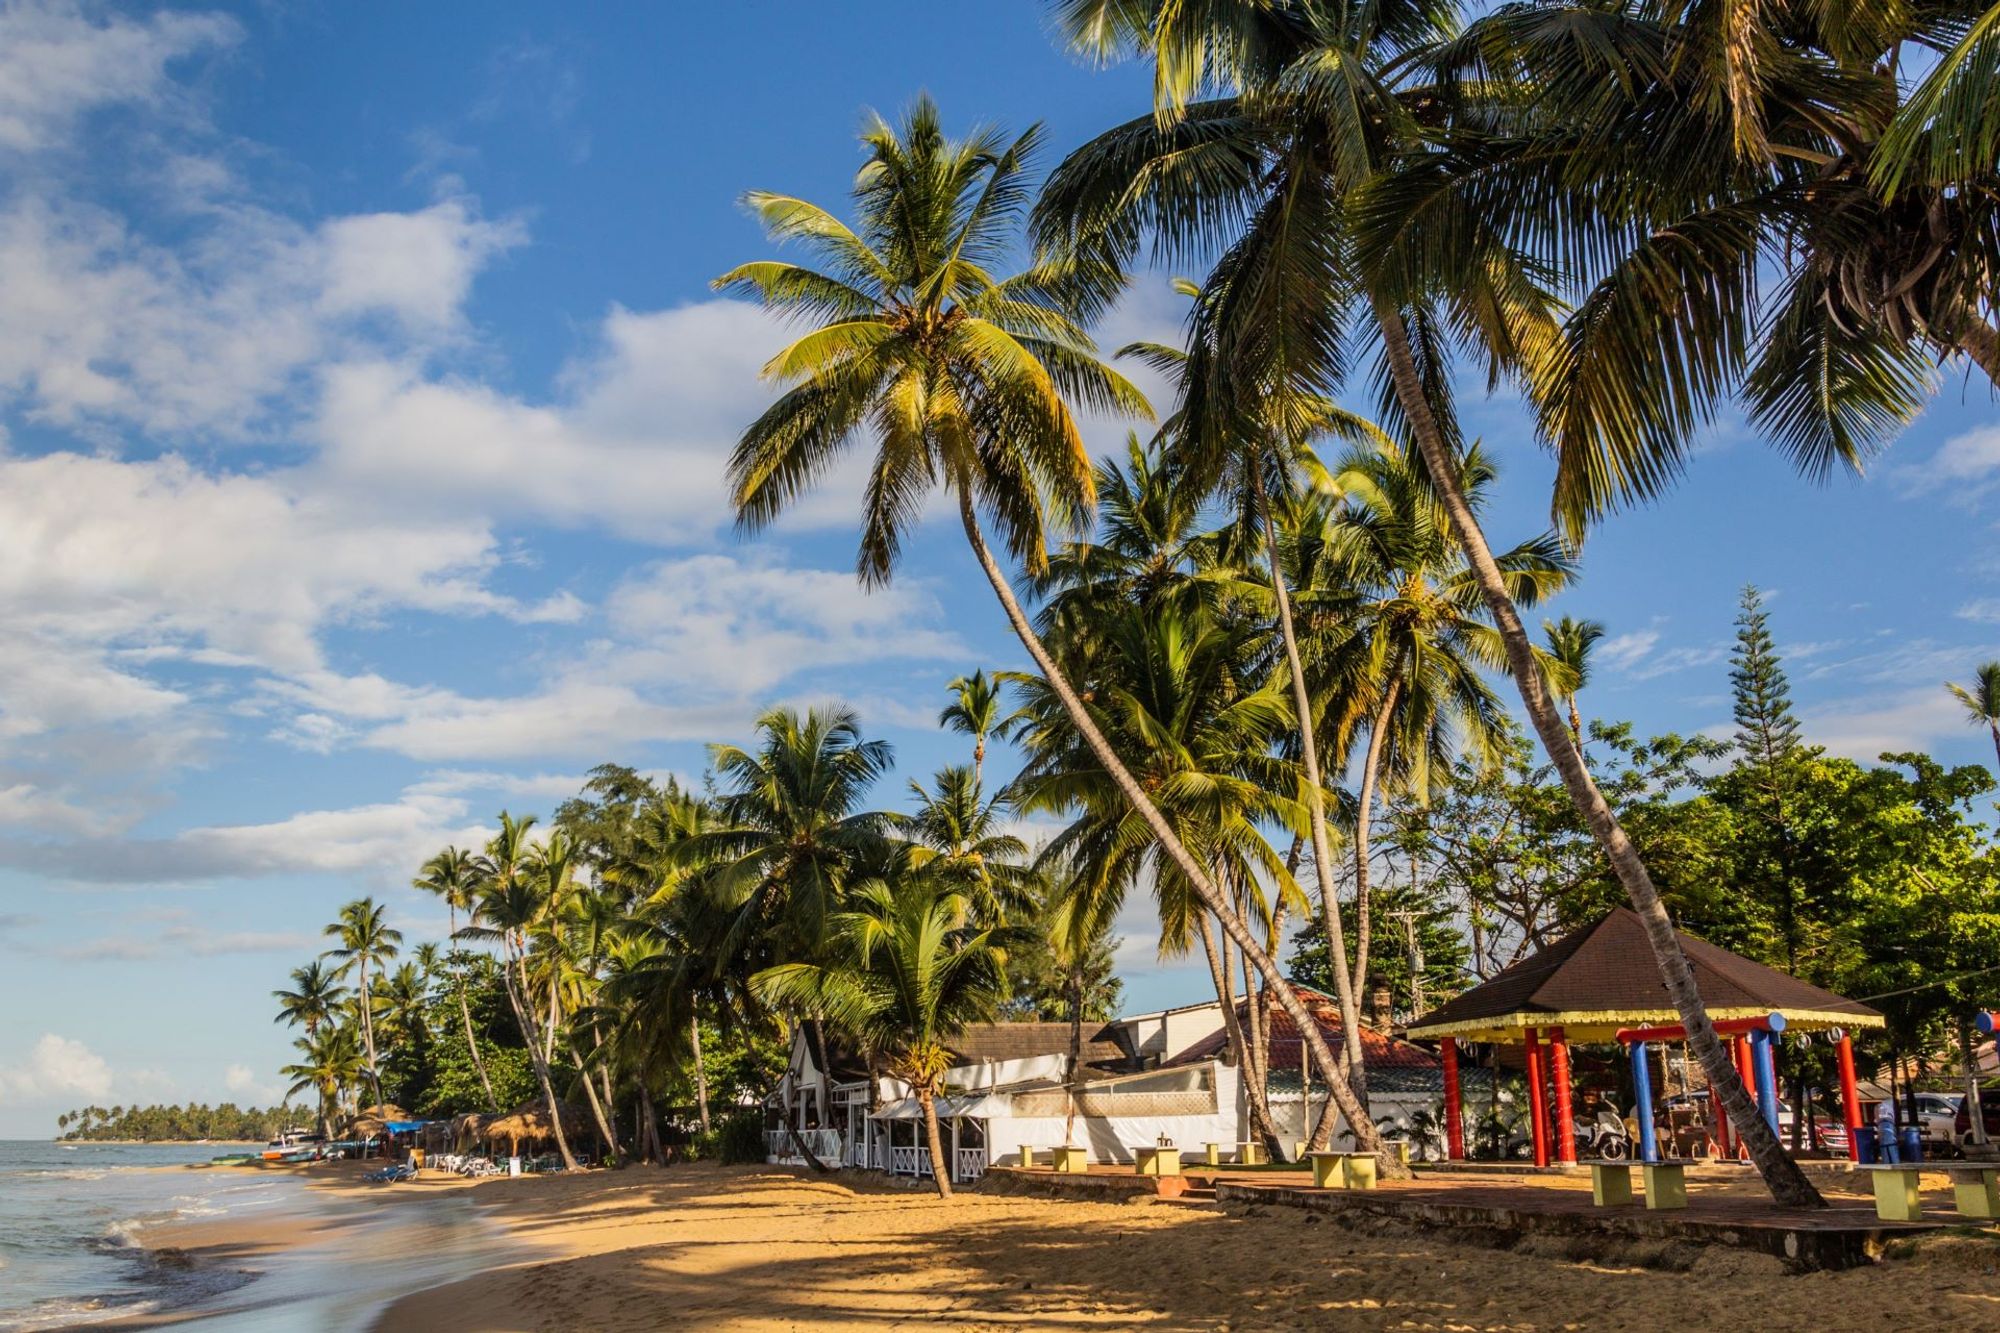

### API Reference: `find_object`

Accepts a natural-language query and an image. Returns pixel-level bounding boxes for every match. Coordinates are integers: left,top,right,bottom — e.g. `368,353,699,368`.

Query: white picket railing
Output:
890,1145,920,1175
767,1128,844,1163
955,1147,987,1182
917,1147,933,1178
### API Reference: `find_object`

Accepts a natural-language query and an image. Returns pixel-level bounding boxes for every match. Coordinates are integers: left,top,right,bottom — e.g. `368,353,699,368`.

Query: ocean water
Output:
0,1140,286,1330
0,1141,533,1331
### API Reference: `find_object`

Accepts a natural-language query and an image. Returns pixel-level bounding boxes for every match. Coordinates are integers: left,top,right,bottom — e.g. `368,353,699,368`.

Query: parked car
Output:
1910,1092,1961,1145
1953,1093,2000,1148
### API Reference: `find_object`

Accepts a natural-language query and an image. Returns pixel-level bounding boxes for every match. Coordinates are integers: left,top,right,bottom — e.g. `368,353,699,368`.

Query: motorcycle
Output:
1573,1108,1631,1161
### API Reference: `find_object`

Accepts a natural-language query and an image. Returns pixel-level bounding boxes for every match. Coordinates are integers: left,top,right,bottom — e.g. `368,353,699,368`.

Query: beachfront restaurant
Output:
1406,907,1884,1166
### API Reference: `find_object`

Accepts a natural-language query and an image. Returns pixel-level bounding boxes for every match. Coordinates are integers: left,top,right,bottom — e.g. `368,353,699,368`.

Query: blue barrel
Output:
1852,1126,1879,1164
1901,1127,1924,1162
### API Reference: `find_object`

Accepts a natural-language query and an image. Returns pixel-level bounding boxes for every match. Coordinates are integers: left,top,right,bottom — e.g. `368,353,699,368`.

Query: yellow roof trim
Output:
1404,1007,1885,1043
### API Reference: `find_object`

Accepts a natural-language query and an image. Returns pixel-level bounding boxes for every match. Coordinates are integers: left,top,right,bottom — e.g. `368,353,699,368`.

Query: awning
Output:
869,1092,1011,1121
386,1120,428,1133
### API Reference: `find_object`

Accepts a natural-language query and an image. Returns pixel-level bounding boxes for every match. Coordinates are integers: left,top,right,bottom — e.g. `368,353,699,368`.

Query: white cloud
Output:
0,0,237,155
0,1033,113,1103
223,1063,283,1104
1889,423,2000,502
1801,685,1982,762
1599,629,1661,673
1958,599,2000,625
317,201,524,333
1597,625,1727,681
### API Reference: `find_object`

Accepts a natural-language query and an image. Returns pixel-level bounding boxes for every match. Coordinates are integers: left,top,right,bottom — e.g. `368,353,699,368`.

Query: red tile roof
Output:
1164,985,1440,1071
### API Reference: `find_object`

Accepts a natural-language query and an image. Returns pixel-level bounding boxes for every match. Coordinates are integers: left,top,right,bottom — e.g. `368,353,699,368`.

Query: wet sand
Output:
350,1163,2000,1332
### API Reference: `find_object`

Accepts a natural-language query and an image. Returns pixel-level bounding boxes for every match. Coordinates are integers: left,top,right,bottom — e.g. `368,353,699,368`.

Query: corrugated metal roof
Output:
1162,984,1440,1072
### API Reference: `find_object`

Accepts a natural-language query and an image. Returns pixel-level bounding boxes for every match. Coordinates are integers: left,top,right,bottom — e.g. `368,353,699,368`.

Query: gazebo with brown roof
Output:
1407,908,1883,1167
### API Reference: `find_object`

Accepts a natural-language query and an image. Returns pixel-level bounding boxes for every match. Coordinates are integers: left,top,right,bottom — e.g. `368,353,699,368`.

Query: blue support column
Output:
1752,1030,1782,1139
1631,1040,1658,1164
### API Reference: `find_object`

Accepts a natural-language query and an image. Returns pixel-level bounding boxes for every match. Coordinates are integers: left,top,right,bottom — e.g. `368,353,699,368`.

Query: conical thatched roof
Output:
345,1102,412,1137
477,1096,588,1150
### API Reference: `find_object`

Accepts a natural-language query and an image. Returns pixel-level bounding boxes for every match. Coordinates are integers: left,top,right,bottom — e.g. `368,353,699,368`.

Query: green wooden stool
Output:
1866,1164,1925,1221
1585,1160,1634,1206
1950,1165,2000,1220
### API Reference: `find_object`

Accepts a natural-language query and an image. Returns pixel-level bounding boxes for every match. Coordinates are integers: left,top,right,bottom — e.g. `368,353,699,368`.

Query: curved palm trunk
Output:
1370,295,1823,1208
1197,915,1279,1149
1254,470,1369,1082
1344,678,1402,1108
567,1041,618,1162
446,909,498,1110
956,490,1400,1176
1988,720,2000,775
504,944,580,1171
1064,966,1083,1146
357,961,385,1108
917,1086,953,1199
1952,320,2000,383
691,1015,712,1135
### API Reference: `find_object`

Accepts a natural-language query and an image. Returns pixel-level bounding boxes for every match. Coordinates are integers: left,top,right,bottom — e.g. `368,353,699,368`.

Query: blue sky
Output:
0,1,1993,1137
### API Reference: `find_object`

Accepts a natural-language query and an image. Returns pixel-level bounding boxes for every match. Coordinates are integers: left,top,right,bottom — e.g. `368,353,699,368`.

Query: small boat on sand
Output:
209,1152,259,1166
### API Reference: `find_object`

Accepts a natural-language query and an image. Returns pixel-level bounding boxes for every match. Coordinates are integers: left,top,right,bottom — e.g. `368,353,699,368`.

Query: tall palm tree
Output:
1543,616,1607,745
719,98,1397,1168
322,898,401,1108
753,872,1015,1199
415,846,499,1110
280,1024,364,1140
1948,662,2000,772
677,705,892,1158
466,813,583,1170
939,671,1018,784
1012,599,1314,1149
1318,440,1567,1048
1037,0,1823,1204
272,959,345,1039
378,962,430,1054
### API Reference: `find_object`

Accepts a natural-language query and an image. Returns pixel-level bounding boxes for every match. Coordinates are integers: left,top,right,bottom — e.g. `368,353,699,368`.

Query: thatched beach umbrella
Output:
450,1111,490,1151
345,1102,412,1139
479,1097,588,1155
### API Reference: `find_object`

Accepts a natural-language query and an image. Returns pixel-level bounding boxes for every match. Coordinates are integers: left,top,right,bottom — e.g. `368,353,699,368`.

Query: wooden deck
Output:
983,1163,1977,1271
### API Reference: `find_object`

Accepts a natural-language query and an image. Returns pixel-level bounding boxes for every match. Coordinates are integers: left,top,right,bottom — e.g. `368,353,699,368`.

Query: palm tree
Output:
1012,599,1313,1150
719,100,1394,1169
939,671,1018,784
1543,617,1607,745
378,962,430,1053
1037,0,1822,1205
1948,662,2000,773
753,872,1014,1199
272,959,345,1038
467,812,583,1170
1318,440,1567,1053
280,1024,364,1140
322,898,401,1107
891,766,1037,927
415,846,500,1110
678,705,891,1160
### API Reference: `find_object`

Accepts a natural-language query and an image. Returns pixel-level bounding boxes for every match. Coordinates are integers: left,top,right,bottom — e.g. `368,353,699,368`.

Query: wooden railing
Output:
954,1147,987,1182
890,1145,920,1175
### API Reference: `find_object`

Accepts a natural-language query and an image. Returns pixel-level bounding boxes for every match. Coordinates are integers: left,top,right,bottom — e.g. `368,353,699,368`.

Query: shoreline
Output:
129,1160,2000,1331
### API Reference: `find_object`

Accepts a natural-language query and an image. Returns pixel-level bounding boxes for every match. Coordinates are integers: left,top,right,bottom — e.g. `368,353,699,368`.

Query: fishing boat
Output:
260,1128,326,1162
209,1152,259,1166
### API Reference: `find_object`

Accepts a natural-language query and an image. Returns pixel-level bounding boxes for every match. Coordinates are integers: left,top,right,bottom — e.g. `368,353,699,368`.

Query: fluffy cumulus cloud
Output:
0,1033,114,1103
1889,423,2000,502
0,0,238,155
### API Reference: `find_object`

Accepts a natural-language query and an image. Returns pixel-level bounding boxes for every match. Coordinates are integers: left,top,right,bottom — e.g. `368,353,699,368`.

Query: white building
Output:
766,986,1447,1186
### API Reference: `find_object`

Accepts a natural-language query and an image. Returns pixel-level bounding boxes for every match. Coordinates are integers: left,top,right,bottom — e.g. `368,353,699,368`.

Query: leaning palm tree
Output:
1948,662,2000,772
1038,0,1822,1204
272,959,345,1039
415,846,499,1110
1543,616,1607,745
719,97,1395,1170
753,871,1014,1199
322,898,401,1108
939,671,1018,784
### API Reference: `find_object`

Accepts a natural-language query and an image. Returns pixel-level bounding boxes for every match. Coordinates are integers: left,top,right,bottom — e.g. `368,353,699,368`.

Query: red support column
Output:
1710,1072,1732,1160
1525,1027,1549,1167
1550,1027,1577,1164
1442,1037,1465,1161
1836,1033,1863,1162
1732,1036,1757,1160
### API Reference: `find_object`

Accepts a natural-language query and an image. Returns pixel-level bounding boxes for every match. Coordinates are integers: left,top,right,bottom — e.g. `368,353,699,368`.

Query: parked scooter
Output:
1574,1106,1631,1160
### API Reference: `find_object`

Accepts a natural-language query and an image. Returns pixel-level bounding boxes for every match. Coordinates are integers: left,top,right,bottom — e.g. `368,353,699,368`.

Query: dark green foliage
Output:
1289,879,1469,1019
1730,586,1802,769
59,1103,296,1142
717,1109,767,1165
997,923,1123,1023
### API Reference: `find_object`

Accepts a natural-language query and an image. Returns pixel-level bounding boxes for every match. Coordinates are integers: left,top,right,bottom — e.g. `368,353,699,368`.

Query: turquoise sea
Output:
0,1141,530,1331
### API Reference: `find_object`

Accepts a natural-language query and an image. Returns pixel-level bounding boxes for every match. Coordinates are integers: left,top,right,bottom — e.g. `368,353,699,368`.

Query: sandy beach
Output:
125,1161,2000,1332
